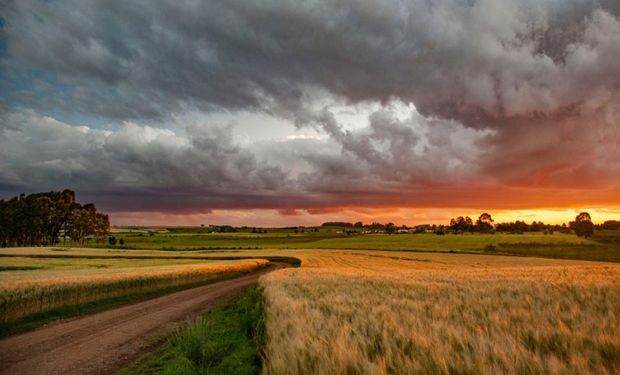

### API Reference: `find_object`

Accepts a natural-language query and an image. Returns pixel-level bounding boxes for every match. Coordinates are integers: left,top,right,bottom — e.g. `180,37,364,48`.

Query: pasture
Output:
79,228,620,262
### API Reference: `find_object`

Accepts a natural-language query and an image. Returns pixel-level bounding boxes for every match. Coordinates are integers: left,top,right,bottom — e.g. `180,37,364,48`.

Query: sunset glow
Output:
109,207,620,228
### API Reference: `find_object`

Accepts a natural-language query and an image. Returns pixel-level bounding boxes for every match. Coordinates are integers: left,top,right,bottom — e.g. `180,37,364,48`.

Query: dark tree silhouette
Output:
0,190,109,247
449,216,474,233
570,212,595,238
476,213,494,233
600,220,620,230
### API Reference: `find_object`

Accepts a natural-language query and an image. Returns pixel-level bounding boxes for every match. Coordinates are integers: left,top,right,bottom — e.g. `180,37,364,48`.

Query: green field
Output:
78,229,620,263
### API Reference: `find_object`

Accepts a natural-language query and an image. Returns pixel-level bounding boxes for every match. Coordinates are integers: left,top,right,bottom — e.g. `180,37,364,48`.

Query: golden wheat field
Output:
0,258,267,322
261,253,620,375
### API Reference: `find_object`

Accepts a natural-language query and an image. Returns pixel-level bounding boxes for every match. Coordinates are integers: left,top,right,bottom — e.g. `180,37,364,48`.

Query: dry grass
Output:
0,259,267,322
261,254,620,374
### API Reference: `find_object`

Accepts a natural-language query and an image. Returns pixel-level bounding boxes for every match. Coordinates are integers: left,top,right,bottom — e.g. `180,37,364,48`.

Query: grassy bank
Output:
120,285,265,375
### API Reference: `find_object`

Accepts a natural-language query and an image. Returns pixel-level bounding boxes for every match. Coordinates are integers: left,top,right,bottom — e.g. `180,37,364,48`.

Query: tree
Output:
385,222,396,234
570,212,594,238
476,213,494,233
0,190,108,247
600,220,620,230
449,216,473,233
65,203,110,245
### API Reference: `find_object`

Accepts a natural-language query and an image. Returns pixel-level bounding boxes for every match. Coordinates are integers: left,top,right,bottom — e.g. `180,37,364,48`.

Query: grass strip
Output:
0,270,250,338
493,243,620,263
0,266,44,271
119,285,265,375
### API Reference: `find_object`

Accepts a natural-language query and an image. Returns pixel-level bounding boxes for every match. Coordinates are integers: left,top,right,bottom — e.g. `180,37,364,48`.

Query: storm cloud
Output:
1,0,619,218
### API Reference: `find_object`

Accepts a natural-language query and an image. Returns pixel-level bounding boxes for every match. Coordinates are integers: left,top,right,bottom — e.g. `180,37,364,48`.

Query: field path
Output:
0,262,286,375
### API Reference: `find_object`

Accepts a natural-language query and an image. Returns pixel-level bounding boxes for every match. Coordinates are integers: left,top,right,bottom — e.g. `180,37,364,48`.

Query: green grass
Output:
119,285,265,375
300,232,593,251
73,230,620,263
84,231,591,251
0,272,247,338
0,266,44,271
84,232,343,250
489,243,620,262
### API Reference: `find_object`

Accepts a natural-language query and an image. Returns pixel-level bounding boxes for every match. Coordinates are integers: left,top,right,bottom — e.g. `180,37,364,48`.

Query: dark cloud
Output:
0,110,294,211
2,105,617,213
2,0,619,122
1,0,619,215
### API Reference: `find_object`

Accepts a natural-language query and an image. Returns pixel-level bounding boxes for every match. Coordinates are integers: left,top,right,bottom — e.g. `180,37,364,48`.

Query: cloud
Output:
0,110,293,211
2,106,617,214
277,209,303,216
1,0,619,218
2,1,619,121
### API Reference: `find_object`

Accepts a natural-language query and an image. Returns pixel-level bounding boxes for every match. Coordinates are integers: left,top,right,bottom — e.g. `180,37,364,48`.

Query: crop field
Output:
74,229,620,263
0,256,213,271
0,256,267,323
260,253,620,374
2,242,619,374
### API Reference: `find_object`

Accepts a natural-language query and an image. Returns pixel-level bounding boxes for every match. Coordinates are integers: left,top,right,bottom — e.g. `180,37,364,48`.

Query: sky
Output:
1,0,619,226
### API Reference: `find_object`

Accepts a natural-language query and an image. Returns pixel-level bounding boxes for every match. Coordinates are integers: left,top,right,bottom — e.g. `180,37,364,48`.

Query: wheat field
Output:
0,259,267,322
261,254,620,374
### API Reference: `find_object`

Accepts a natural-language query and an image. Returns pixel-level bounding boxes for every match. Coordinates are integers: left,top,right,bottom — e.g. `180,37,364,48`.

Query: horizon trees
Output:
0,190,109,247
476,213,494,233
449,216,474,233
570,212,595,238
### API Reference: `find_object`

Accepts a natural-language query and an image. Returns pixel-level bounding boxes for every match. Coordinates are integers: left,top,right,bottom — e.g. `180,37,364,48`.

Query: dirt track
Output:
0,263,285,375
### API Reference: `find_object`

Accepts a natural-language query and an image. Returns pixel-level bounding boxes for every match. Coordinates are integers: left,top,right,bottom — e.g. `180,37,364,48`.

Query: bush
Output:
484,244,497,252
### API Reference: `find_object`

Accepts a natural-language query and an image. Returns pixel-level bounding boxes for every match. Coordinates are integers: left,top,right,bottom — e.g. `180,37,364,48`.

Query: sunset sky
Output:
1,1,619,226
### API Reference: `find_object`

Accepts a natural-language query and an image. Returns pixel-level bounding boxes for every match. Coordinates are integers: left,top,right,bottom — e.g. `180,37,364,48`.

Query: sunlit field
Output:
2,244,619,373
0,257,267,322
0,256,213,271
261,253,620,374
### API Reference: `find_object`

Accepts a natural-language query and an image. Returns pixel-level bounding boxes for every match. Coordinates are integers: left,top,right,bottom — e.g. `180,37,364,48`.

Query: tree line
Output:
449,212,595,238
320,211,598,238
0,190,110,247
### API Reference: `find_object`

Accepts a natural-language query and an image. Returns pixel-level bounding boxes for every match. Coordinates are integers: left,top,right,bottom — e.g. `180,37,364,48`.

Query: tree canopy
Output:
476,213,494,233
570,212,595,238
0,190,109,247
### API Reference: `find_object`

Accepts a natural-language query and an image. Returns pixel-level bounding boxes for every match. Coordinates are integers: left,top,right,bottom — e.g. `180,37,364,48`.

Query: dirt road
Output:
0,262,285,375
